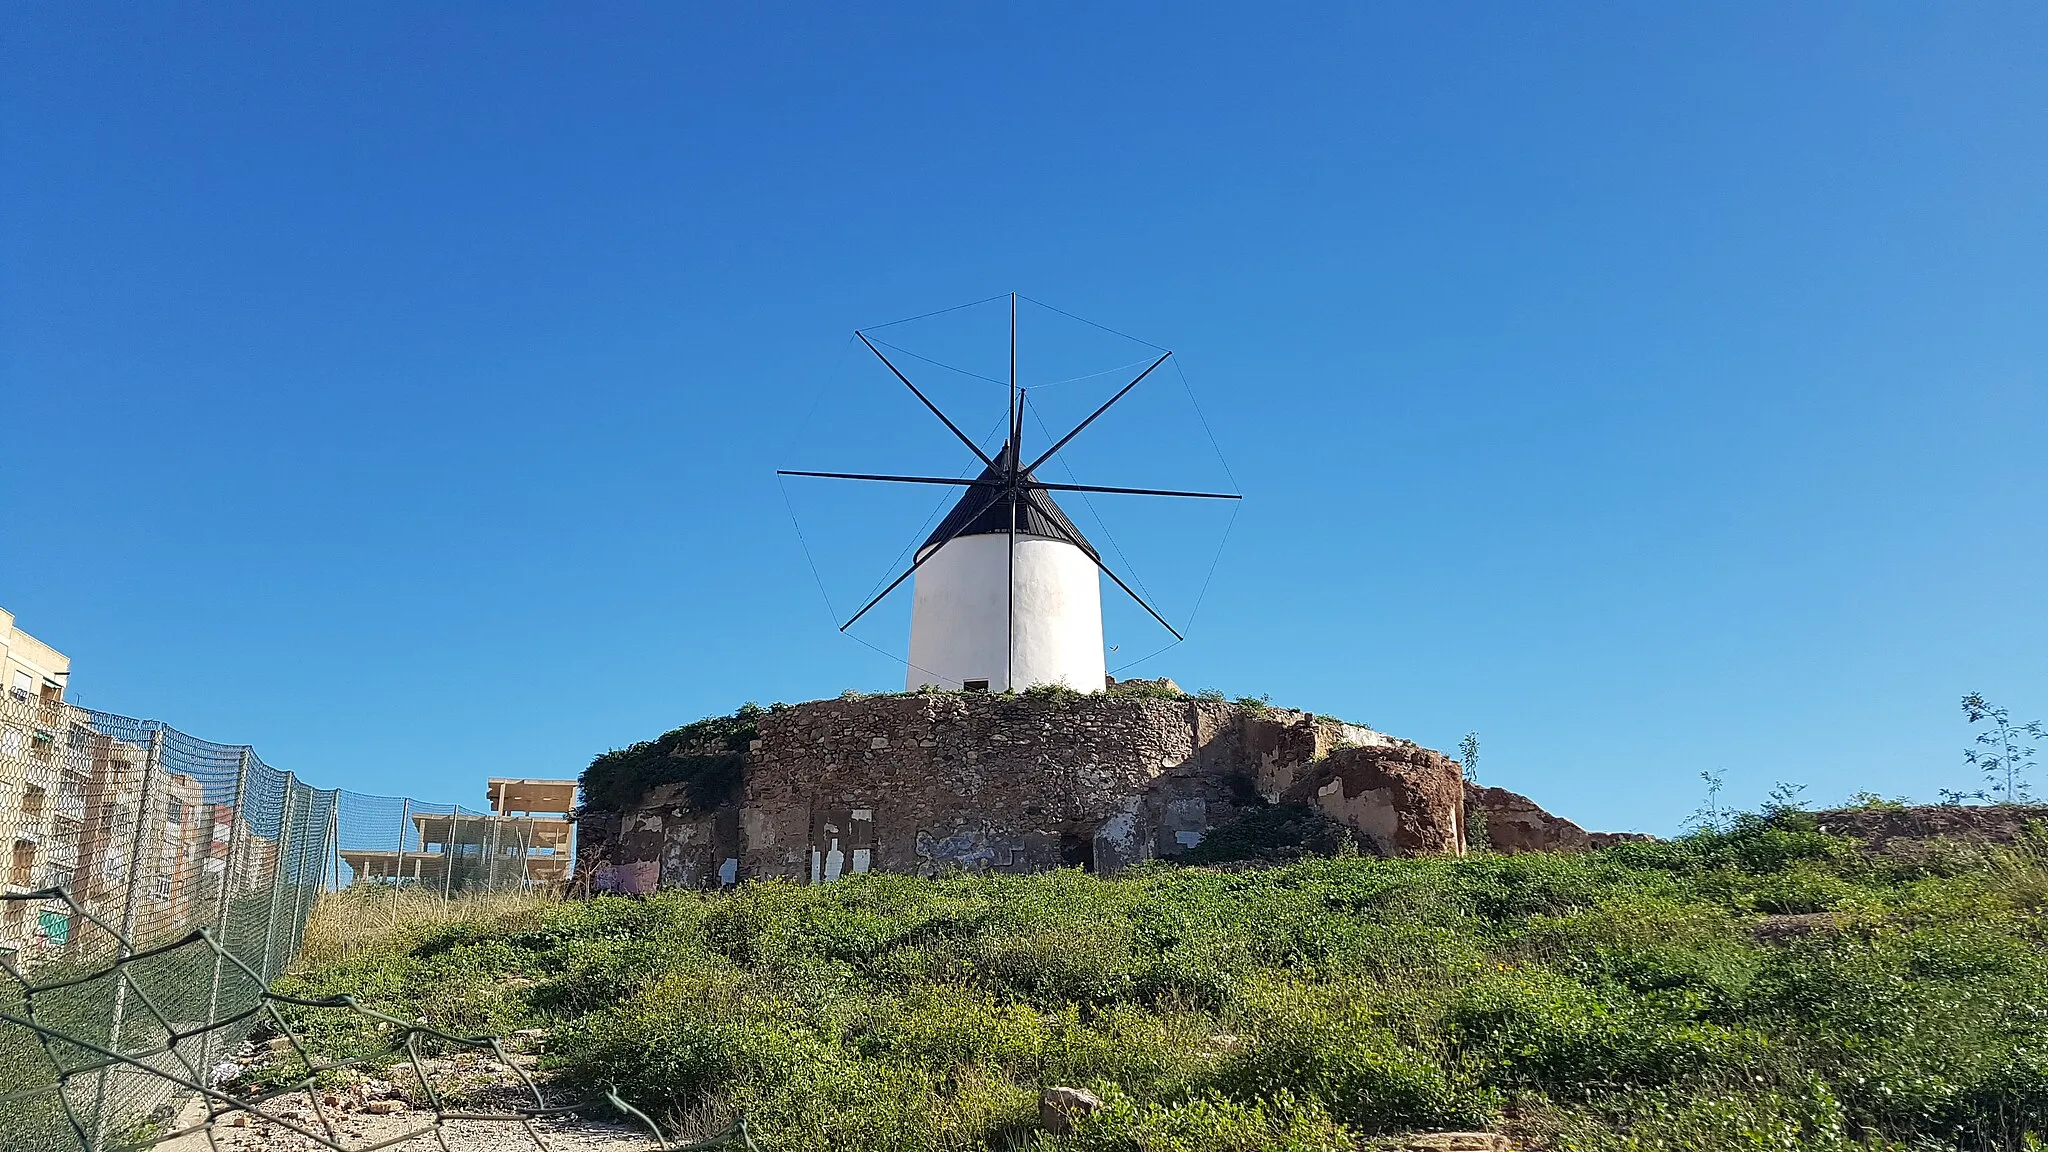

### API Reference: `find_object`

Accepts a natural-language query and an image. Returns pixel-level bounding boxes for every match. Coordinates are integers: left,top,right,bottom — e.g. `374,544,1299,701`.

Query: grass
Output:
272,816,2048,1151
296,883,563,969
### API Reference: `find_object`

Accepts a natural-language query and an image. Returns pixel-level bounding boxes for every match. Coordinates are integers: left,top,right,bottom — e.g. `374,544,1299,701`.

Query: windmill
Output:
780,294,1241,693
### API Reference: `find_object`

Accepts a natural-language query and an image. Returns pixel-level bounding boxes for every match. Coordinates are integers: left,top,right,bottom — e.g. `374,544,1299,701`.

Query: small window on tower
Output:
962,679,990,693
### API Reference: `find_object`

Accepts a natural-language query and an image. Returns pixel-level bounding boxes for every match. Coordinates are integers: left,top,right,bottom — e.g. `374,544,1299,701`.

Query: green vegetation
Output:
278,818,2048,1151
1178,804,1357,866
1962,693,2042,805
1103,680,1190,702
579,704,764,812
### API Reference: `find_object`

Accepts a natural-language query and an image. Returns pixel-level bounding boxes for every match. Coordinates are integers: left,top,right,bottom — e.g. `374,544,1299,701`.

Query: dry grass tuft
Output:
296,884,563,970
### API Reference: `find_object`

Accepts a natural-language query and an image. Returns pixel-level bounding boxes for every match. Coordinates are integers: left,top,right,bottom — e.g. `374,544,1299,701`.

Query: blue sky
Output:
3,4,2043,833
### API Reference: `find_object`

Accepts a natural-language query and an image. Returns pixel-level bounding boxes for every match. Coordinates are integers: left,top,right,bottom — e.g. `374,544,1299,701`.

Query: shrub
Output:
1045,1089,1358,1152
579,704,762,812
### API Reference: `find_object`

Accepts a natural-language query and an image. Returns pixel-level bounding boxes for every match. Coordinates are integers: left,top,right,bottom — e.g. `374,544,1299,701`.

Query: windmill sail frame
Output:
779,294,1241,687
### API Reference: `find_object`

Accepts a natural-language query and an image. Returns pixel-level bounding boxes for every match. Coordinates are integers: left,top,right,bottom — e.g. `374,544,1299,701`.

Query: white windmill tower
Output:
781,295,1240,692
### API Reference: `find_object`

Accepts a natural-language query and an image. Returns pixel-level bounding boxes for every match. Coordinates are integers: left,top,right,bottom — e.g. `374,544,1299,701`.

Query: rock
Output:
361,1100,405,1115
1038,1086,1103,1135
1465,783,1590,853
1464,783,1647,854
264,1036,293,1053
1396,1135,1515,1151
1292,745,1465,856
1588,831,1655,848
1813,804,2048,849
228,1115,248,1128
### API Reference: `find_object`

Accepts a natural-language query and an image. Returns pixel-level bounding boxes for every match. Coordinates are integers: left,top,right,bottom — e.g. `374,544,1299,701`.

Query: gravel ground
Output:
155,1035,671,1152
160,1094,662,1152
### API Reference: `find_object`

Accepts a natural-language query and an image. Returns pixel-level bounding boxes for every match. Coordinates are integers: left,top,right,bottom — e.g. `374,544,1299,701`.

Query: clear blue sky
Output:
4,5,2043,833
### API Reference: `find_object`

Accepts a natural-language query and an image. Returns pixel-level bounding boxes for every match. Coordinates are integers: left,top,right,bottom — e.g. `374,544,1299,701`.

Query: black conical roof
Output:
918,442,1098,560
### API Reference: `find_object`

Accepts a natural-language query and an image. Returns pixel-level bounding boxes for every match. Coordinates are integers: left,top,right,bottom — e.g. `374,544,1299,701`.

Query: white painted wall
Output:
905,532,1105,693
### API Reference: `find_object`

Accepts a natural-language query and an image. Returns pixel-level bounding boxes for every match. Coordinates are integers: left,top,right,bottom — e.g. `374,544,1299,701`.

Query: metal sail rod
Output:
1006,487,1016,691
856,331,998,470
777,470,985,487
1022,351,1172,475
1030,481,1241,500
1030,508,1185,642
1009,293,1018,481
838,485,1009,632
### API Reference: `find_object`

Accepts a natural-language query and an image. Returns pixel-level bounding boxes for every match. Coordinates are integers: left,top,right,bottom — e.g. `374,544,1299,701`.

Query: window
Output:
962,679,991,693
10,671,31,698
165,797,183,823
22,785,44,817
1,727,22,757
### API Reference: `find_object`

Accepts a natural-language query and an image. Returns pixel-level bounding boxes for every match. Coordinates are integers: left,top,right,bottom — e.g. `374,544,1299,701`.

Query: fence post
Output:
292,791,332,957
91,727,163,1152
329,792,341,897
285,793,313,962
441,811,457,906
390,797,410,927
197,747,252,1085
259,779,296,984
484,807,503,891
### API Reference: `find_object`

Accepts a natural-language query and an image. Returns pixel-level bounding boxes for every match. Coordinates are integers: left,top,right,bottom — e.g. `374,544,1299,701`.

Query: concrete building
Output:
1,608,222,961
340,776,575,891
1,608,85,955
2,606,70,705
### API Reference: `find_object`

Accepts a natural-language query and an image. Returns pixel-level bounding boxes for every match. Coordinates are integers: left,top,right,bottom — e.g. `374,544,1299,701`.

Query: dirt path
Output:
160,1092,663,1151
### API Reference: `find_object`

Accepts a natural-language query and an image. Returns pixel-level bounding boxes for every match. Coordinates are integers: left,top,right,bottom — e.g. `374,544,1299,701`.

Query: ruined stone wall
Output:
583,690,1502,893
576,731,744,895
742,692,1258,881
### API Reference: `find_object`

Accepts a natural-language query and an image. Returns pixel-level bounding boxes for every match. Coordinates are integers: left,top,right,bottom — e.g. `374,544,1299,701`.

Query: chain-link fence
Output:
0,693,571,1149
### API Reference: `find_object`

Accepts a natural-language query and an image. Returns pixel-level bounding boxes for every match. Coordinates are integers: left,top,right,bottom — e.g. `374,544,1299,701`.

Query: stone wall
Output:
742,692,1261,881
576,730,746,895
577,780,743,896
581,691,1633,893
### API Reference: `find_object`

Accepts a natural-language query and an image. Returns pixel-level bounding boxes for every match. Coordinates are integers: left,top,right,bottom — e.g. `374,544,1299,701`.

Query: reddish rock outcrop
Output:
1464,783,1654,854
1292,744,1466,856
1465,783,1590,852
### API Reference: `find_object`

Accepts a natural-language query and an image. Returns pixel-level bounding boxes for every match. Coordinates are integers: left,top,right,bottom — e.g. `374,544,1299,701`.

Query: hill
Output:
275,812,2048,1151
